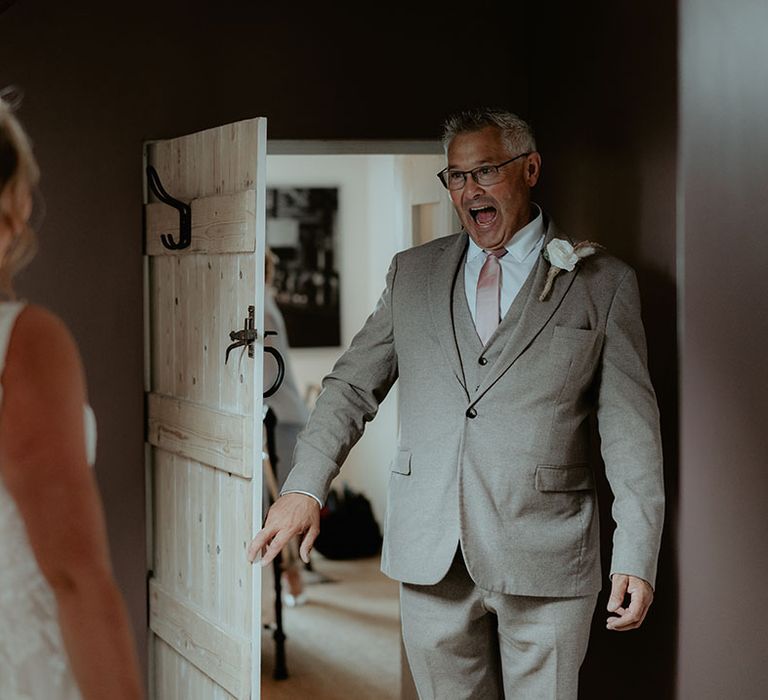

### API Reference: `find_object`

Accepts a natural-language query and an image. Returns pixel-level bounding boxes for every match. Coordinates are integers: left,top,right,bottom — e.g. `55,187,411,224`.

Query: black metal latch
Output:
226,305,258,363
225,305,286,398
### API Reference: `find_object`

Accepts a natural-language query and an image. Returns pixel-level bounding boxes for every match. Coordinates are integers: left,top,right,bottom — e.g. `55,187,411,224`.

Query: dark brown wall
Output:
0,0,528,686
677,2,768,697
525,2,678,697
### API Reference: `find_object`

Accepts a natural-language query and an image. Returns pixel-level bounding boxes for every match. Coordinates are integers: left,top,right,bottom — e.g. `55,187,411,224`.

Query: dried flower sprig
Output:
539,239,605,301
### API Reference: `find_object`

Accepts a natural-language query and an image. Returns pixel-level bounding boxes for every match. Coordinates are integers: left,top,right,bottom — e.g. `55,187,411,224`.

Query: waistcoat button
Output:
466,407,477,419
478,357,488,366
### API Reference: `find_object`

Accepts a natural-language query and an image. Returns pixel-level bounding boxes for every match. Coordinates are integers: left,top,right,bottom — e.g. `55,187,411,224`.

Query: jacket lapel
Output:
428,232,470,397
470,217,579,405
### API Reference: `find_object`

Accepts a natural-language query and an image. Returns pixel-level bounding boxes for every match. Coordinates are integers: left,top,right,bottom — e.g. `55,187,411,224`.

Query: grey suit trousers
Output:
400,547,598,700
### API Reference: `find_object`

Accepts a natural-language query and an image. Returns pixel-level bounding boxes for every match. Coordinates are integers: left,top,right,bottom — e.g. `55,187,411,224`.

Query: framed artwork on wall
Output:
265,187,340,347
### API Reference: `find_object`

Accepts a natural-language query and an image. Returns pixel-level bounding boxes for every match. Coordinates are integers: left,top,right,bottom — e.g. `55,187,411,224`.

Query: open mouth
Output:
469,205,497,226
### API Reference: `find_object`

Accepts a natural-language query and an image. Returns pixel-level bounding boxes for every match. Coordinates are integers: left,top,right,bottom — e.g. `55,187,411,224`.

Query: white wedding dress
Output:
0,302,96,700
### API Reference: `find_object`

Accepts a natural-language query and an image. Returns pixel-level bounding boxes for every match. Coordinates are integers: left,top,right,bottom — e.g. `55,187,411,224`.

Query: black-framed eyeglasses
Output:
437,152,531,191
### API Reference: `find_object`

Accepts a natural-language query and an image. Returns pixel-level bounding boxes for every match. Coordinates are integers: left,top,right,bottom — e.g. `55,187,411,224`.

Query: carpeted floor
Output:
261,553,401,700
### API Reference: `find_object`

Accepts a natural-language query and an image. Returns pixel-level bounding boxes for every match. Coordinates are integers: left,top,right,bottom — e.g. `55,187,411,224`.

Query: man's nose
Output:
463,174,485,198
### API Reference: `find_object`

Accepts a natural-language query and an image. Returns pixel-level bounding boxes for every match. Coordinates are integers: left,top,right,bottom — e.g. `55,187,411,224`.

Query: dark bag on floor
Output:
313,484,383,560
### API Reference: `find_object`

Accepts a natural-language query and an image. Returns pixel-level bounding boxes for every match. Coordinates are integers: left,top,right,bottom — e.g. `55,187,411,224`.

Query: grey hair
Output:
441,108,537,156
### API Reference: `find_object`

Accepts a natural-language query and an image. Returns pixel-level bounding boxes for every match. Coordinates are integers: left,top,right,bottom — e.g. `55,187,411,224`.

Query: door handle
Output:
225,305,258,364
263,338,285,398
224,305,286,398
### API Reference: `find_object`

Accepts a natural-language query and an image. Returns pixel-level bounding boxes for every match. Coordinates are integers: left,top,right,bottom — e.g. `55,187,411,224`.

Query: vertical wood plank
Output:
220,255,240,414
188,461,204,611
153,450,173,584
200,255,218,411
202,463,219,617
218,471,237,632
188,256,203,406
235,476,253,627
156,638,179,700
172,257,184,399
152,256,175,396
177,457,192,599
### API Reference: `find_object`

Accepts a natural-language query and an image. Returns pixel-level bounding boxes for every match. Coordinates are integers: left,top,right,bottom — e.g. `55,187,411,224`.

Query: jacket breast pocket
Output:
550,325,601,353
391,450,411,475
535,464,594,492
548,326,603,387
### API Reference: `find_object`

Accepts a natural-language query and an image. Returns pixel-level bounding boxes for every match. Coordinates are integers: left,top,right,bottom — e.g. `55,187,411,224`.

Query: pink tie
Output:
475,248,508,345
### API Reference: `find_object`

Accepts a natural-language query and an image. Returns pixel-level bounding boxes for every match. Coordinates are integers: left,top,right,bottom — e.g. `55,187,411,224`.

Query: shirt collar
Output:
466,203,544,263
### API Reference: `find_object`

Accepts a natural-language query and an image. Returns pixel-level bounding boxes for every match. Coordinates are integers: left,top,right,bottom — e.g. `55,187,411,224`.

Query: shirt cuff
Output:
281,489,323,508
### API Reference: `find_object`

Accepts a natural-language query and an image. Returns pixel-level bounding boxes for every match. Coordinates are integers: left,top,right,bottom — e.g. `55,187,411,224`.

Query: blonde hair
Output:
0,88,40,299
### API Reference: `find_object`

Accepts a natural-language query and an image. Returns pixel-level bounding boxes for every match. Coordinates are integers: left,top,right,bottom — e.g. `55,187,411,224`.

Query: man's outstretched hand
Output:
247,492,321,567
606,573,654,631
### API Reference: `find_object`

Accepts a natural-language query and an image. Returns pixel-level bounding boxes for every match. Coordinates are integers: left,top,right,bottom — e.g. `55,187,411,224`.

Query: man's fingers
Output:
607,600,645,630
260,530,293,568
606,575,654,631
246,522,296,565
299,526,319,564
246,526,277,563
607,574,628,613
607,604,647,631
246,492,322,565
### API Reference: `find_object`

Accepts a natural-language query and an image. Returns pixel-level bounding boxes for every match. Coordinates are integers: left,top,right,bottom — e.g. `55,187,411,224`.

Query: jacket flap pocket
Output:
535,465,593,492
553,325,600,343
392,450,412,475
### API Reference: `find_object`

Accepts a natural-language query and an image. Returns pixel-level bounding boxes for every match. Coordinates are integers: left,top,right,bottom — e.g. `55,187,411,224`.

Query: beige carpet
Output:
261,553,401,700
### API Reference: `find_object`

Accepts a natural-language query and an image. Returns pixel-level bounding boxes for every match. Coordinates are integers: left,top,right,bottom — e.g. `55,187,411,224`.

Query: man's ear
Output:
525,152,542,188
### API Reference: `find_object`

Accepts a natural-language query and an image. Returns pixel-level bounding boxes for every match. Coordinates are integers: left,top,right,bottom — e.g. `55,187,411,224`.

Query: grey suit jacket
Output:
281,214,664,597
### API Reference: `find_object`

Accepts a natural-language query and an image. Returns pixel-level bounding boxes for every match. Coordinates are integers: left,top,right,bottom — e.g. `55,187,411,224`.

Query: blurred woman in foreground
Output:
0,90,143,699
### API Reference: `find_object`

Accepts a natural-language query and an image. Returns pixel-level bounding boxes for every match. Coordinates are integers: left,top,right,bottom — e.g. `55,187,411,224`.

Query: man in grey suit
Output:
248,108,664,699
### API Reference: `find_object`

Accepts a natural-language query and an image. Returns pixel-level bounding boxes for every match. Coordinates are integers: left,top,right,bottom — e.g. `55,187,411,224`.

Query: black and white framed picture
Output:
265,187,340,347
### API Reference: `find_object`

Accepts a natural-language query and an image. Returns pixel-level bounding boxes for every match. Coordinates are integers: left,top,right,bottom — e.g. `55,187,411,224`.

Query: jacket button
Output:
466,407,477,419
478,356,488,365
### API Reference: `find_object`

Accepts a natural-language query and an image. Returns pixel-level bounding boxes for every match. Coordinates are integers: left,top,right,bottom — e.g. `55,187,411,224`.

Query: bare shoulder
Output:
1,305,86,459
0,304,89,487
3,304,83,392
10,303,77,352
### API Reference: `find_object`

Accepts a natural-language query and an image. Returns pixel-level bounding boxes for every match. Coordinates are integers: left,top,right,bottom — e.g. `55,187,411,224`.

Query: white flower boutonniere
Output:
539,239,604,301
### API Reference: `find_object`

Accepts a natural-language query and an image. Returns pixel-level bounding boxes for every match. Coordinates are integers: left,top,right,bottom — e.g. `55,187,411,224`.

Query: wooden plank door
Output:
143,119,267,699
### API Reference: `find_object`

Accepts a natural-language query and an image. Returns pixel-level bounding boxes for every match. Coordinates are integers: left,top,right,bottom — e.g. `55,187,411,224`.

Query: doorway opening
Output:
260,141,456,700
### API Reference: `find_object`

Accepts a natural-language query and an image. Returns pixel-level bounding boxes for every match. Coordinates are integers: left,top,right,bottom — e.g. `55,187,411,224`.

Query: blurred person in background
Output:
263,247,310,605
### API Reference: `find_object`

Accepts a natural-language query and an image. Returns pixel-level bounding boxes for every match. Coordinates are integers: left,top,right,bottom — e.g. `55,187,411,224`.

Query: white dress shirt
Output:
464,204,545,323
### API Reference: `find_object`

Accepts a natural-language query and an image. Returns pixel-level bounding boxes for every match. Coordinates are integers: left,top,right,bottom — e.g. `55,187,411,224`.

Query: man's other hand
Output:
246,493,320,567
606,574,654,631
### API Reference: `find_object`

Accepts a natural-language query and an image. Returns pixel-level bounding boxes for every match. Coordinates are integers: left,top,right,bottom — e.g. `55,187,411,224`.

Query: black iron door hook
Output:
146,164,192,250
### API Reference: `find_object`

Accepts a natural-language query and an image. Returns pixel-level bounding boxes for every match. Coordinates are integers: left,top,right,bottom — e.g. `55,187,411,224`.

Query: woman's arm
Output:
0,305,143,699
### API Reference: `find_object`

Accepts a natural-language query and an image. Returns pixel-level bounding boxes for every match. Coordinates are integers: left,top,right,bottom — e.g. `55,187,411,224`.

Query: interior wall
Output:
0,1,528,685
677,2,768,697
525,2,678,697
